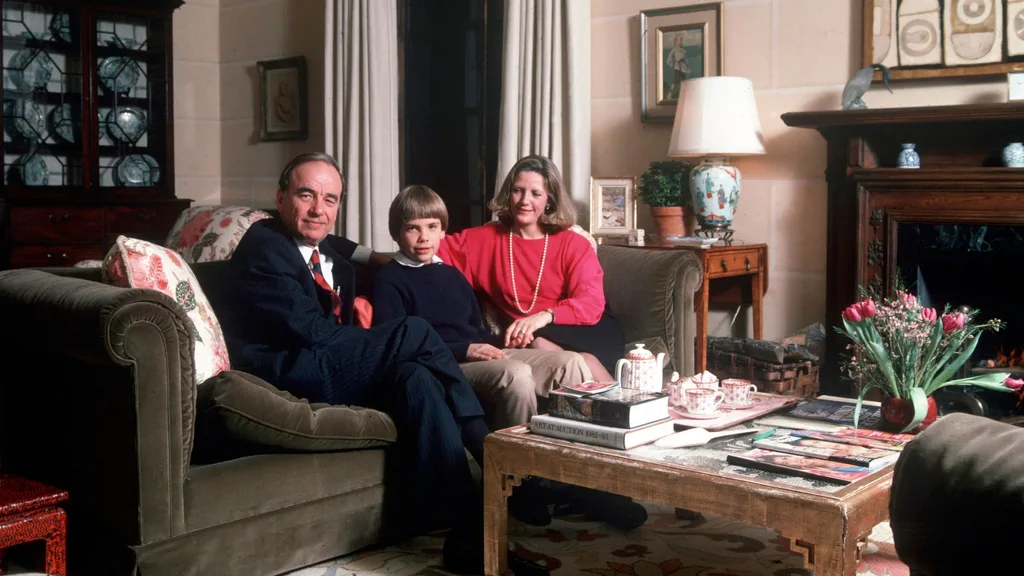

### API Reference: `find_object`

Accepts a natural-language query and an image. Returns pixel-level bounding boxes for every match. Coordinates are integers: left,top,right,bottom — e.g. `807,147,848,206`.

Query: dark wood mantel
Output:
782,103,1024,395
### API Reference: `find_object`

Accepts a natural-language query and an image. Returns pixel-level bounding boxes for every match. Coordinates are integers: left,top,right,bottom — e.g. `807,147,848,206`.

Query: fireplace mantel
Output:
782,103,1024,394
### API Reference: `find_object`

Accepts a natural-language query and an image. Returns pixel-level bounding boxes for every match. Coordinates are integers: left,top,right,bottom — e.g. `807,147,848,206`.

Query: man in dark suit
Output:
220,152,544,575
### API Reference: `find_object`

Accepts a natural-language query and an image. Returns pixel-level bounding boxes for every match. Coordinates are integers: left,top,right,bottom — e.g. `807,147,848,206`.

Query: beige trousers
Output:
459,349,591,431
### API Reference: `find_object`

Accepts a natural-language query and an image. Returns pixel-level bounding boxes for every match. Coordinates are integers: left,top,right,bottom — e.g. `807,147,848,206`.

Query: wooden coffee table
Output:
483,427,893,576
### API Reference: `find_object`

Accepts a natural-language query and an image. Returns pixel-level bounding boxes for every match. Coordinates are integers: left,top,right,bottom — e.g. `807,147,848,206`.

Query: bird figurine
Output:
841,64,893,110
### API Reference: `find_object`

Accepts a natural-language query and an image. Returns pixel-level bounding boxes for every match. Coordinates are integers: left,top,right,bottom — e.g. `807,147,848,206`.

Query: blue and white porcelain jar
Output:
897,143,920,169
1003,142,1024,167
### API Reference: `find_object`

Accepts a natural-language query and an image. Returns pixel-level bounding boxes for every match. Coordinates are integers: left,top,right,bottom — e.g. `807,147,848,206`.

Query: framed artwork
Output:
640,3,723,124
257,56,308,141
863,0,1024,81
590,177,637,237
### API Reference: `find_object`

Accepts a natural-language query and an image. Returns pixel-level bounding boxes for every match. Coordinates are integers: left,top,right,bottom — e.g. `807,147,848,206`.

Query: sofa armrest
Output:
0,269,194,543
597,245,704,376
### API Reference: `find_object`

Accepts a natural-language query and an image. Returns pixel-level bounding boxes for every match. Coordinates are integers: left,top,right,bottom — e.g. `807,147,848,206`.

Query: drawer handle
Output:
720,258,727,272
62,253,69,260
47,214,71,223
48,214,55,222
46,252,54,260
62,213,71,222
136,211,156,221
745,257,751,271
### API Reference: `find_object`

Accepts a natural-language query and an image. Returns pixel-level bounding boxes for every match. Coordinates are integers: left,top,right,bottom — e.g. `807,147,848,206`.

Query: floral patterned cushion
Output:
165,205,272,263
103,235,231,385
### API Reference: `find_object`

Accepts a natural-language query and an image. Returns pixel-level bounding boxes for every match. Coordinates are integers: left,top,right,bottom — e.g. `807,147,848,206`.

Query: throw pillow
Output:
165,205,272,263
197,371,397,451
103,235,230,384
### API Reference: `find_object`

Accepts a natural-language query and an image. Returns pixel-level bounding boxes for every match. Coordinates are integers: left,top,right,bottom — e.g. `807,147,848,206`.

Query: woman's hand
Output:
504,311,553,348
466,343,508,361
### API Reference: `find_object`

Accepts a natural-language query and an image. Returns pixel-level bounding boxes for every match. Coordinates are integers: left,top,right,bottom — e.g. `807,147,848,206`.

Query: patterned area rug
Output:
286,503,908,576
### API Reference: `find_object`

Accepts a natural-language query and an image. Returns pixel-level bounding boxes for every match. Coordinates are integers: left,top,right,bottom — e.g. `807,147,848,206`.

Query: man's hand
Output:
466,343,508,361
504,311,553,348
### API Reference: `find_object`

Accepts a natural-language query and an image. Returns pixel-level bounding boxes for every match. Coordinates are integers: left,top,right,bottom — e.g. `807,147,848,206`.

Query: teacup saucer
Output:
680,409,721,420
722,402,755,411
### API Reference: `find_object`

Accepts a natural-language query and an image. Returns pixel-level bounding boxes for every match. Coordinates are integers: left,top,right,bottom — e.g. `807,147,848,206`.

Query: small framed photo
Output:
590,177,637,237
257,56,308,141
640,3,723,124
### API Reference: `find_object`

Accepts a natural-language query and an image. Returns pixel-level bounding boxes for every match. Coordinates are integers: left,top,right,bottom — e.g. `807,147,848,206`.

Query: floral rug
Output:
286,503,908,576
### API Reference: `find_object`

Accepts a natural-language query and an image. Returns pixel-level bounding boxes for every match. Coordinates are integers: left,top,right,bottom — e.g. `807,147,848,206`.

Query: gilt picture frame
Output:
641,3,723,124
257,56,309,141
590,177,637,237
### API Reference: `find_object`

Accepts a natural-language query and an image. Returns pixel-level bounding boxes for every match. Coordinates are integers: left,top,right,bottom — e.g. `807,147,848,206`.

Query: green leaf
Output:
940,372,1016,393
854,383,876,429
901,387,929,433
924,334,983,395
916,319,945,390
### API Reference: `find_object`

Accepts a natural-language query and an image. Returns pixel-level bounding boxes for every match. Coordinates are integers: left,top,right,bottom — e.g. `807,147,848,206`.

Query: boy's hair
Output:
388,185,449,239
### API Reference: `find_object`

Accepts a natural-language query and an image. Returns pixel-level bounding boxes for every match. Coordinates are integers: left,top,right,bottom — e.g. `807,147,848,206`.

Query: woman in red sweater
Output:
438,155,624,382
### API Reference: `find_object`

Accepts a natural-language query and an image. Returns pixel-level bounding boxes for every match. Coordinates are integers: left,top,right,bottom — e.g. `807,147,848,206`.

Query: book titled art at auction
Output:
529,414,674,450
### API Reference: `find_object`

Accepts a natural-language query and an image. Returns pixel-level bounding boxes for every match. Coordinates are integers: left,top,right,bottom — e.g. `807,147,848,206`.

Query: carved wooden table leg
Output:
484,471,520,576
789,530,869,575
0,507,67,576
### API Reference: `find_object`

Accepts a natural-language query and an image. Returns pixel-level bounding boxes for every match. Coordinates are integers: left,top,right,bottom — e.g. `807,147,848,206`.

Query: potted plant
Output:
637,160,694,239
837,286,1022,433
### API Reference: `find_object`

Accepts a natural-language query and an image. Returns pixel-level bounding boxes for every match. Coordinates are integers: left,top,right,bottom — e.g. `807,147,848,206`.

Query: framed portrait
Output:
257,56,308,141
641,3,723,124
590,177,637,237
862,0,1024,82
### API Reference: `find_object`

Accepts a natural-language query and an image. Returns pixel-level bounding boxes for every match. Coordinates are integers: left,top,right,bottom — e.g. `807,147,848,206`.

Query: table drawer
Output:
9,206,105,245
712,251,760,275
106,205,183,239
10,245,105,268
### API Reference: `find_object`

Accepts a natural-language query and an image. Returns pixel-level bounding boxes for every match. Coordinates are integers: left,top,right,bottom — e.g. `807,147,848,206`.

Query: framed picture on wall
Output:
640,3,723,124
257,56,309,141
590,176,637,237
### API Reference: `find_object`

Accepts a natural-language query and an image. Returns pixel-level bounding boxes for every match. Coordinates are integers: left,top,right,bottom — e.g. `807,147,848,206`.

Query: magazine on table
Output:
789,428,915,451
751,432,899,468
726,448,876,485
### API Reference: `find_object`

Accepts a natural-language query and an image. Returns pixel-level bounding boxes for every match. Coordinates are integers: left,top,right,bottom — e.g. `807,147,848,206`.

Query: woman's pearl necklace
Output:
508,231,549,314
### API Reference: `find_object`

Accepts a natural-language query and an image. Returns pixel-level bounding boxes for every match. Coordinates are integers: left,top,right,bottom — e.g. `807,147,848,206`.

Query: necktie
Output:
310,249,342,324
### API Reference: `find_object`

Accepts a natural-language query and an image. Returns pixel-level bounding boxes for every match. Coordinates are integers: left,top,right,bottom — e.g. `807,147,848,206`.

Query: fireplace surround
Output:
783,103,1024,395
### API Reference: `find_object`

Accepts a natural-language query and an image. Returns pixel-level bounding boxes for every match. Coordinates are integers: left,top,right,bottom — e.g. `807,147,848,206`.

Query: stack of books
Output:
529,386,674,450
726,427,914,484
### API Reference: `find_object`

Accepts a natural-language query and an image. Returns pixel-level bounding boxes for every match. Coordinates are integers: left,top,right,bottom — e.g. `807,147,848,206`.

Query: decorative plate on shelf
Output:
7,48,54,93
12,155,50,186
49,103,78,143
4,99,47,142
114,154,160,187
106,106,146,143
49,13,71,43
97,39,142,95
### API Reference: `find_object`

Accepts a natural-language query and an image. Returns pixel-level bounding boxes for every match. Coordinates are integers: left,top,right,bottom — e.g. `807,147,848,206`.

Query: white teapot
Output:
615,344,666,392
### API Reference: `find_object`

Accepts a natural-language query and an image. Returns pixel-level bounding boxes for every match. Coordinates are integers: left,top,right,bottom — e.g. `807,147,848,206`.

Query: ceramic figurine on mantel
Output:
1003,142,1024,167
897,143,920,169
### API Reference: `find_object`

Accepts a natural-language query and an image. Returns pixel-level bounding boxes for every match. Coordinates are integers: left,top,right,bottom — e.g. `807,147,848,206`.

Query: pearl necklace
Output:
508,231,549,314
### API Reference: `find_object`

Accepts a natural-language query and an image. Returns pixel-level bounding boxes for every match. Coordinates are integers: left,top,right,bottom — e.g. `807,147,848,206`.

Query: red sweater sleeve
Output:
438,229,473,287
550,232,605,325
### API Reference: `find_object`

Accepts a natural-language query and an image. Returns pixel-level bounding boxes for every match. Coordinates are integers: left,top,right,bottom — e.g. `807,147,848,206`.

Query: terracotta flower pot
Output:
649,206,695,239
881,394,938,433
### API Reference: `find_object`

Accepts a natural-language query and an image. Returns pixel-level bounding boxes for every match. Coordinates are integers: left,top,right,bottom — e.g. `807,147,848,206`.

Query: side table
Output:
0,475,68,576
597,240,768,373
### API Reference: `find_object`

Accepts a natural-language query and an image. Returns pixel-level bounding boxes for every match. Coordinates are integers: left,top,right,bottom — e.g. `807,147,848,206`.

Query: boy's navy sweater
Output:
371,259,499,362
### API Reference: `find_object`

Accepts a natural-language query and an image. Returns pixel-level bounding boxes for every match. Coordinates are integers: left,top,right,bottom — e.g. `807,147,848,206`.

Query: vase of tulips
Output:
837,289,1022,433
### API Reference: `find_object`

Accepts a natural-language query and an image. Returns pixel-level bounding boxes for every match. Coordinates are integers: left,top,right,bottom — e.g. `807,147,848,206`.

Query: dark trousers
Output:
322,317,486,536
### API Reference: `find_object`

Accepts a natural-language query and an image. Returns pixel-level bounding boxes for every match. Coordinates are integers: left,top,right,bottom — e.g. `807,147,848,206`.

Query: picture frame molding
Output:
257,56,309,142
589,176,638,237
640,2,724,124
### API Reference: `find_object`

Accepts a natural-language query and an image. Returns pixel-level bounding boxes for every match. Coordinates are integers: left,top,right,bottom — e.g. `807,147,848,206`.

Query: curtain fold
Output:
324,0,399,251
498,0,590,226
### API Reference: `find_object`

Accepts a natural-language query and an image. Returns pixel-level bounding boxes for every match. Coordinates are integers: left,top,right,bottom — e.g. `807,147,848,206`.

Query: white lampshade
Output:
667,76,766,157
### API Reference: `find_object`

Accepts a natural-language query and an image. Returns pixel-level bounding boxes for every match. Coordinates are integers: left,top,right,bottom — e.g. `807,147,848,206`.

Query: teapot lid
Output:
625,343,654,360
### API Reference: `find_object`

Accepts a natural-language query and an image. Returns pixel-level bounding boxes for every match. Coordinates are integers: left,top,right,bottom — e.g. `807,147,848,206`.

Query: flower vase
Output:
881,394,938,433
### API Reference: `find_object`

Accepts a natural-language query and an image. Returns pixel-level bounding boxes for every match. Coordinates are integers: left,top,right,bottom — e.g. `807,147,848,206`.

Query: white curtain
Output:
324,0,400,251
497,0,591,227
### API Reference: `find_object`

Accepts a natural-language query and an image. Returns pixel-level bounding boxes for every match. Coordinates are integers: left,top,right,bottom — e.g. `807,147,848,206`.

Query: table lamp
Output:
667,76,766,244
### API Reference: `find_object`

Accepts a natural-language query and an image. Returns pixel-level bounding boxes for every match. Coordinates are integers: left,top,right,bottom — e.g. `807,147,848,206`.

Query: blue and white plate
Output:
114,154,160,187
4,99,47,141
7,48,54,93
106,106,146,143
13,155,50,186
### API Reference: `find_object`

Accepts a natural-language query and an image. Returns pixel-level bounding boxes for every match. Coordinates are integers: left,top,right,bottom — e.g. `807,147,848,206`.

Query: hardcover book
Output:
529,414,675,450
751,433,899,468
548,387,669,429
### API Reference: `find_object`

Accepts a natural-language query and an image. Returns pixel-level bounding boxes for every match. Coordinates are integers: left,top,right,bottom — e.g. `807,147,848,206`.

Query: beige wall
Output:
591,0,1008,341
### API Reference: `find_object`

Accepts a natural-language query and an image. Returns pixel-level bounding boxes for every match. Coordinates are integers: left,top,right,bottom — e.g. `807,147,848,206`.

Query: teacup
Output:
691,371,719,389
722,379,758,407
683,387,724,415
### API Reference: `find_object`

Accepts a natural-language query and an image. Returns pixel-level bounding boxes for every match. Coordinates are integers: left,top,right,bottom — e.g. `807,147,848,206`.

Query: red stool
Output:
0,475,68,576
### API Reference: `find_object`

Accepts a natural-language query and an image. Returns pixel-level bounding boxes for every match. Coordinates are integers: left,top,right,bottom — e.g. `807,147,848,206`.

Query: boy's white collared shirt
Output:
394,252,443,268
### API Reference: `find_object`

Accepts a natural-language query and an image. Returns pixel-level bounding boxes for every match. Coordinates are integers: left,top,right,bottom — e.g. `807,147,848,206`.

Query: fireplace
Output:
782,103,1024,395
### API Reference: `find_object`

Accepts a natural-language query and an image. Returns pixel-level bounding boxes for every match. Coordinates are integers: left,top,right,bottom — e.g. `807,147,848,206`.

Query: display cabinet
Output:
1,0,189,268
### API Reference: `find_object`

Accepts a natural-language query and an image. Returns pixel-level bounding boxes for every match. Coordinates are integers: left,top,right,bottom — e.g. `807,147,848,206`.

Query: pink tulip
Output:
842,305,862,323
899,292,917,307
921,307,937,324
859,299,877,320
1005,377,1024,391
941,312,966,333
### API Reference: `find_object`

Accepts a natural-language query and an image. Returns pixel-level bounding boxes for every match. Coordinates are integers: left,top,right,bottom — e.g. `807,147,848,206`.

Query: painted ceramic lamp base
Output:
691,157,740,243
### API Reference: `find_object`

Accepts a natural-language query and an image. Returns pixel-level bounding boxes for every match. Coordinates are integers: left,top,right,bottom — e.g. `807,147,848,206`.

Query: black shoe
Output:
584,493,647,531
508,485,552,526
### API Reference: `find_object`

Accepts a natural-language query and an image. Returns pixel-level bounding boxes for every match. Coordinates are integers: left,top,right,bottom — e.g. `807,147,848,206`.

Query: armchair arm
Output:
597,246,704,376
0,269,194,543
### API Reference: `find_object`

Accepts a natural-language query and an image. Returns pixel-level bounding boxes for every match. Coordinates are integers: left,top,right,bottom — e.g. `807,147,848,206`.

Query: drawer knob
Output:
745,256,751,271
61,253,69,260
62,213,71,222
48,214,56,222
46,253,54,260
720,258,727,271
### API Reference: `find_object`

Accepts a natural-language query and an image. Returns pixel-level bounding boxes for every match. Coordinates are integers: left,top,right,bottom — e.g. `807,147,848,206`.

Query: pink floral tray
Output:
671,393,799,431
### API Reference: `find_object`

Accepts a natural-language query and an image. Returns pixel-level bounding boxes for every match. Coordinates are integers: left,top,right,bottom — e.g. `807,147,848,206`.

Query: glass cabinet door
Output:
2,1,85,192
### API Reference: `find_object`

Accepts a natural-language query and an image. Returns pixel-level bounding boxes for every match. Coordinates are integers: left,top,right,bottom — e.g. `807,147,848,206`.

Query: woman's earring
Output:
546,203,554,214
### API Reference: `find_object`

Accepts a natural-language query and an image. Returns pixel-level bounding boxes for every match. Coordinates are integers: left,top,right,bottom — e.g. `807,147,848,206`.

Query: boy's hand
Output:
504,311,553,348
466,343,508,361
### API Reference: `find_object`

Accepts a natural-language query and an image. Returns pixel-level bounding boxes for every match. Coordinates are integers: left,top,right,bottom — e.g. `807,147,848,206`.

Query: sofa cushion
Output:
198,371,397,451
165,205,272,263
103,235,231,384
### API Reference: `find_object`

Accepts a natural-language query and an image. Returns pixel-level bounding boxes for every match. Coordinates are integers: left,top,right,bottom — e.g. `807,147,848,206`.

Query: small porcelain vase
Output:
897,143,920,169
1003,142,1024,167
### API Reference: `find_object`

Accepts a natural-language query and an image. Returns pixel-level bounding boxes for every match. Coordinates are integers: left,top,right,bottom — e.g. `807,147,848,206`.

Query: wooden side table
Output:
598,240,768,373
0,475,68,576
